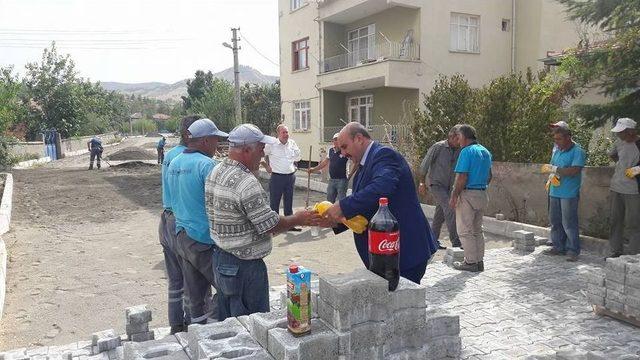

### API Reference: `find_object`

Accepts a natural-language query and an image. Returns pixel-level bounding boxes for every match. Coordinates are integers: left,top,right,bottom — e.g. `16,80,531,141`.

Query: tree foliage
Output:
189,78,236,132
0,66,28,135
555,0,640,126
241,81,281,134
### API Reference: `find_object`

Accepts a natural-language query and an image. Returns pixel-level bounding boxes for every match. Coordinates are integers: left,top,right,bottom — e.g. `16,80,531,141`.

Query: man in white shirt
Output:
263,125,302,230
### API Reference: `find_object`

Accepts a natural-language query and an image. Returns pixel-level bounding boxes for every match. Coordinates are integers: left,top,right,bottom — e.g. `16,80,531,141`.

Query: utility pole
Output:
224,28,242,126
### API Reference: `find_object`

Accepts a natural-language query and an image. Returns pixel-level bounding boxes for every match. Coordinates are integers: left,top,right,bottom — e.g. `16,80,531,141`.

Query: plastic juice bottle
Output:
313,201,368,234
286,264,311,336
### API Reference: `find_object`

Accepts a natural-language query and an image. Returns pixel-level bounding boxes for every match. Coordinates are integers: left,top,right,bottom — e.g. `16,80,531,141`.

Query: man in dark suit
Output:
323,122,438,283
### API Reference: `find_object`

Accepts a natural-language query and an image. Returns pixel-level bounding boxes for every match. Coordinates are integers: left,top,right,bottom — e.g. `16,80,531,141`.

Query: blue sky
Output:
0,0,280,83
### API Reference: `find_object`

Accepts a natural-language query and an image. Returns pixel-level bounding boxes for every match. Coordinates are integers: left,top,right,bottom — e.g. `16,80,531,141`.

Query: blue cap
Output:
187,118,228,138
228,124,278,146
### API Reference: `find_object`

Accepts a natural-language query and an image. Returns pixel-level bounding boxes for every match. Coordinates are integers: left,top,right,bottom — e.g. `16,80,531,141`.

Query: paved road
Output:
424,247,640,359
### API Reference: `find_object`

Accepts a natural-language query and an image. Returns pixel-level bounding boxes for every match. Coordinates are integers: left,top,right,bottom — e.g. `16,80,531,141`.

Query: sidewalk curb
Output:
12,156,52,169
0,173,14,320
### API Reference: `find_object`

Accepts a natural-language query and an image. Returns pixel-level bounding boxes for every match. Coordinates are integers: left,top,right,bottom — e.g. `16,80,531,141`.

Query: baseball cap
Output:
228,124,278,146
187,118,229,138
549,121,569,129
332,132,339,140
611,117,637,133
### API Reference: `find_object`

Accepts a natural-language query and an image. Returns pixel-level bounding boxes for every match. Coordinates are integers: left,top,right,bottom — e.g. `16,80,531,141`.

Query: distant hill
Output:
101,65,279,101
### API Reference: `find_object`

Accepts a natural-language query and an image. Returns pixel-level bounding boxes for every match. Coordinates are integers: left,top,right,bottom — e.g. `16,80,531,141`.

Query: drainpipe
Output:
511,0,516,72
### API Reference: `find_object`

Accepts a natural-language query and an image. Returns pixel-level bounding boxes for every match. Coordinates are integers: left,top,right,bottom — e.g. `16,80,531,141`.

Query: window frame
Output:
347,94,373,128
290,0,306,12
449,13,480,54
293,100,311,131
292,37,310,71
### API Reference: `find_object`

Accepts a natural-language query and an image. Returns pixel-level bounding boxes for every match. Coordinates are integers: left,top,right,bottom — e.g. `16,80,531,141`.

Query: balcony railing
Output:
322,124,413,143
320,41,420,73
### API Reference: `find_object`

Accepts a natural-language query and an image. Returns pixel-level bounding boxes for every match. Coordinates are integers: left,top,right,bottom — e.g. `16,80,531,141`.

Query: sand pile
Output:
110,161,158,171
105,147,156,161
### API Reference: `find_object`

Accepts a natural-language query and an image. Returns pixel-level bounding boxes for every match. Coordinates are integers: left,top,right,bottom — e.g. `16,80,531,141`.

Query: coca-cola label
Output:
368,230,400,255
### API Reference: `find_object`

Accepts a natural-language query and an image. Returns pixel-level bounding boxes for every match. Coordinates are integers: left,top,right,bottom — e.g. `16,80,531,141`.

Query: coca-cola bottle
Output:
368,197,400,291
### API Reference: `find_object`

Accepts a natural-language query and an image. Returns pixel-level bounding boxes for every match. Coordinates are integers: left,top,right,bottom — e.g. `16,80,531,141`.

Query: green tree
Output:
182,70,215,110
190,78,236,132
0,66,27,135
412,74,477,157
23,42,84,138
556,0,640,126
241,81,281,134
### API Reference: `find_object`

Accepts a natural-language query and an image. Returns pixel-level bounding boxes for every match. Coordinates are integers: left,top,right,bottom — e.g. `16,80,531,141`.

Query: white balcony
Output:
318,0,420,24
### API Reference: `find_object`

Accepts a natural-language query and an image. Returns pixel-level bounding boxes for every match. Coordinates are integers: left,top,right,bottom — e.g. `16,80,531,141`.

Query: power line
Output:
238,30,279,68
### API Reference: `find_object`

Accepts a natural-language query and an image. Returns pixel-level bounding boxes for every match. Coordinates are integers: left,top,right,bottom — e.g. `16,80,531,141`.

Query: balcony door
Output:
348,95,373,128
347,24,375,67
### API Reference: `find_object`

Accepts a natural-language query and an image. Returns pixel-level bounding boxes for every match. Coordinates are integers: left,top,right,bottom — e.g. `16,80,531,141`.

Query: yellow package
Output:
313,201,368,234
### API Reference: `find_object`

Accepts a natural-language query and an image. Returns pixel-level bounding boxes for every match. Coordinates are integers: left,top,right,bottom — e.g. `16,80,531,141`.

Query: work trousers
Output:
175,230,217,324
430,185,461,247
456,190,488,263
609,191,640,255
327,178,348,203
549,196,581,256
269,173,295,216
157,148,164,164
159,210,190,326
89,148,102,169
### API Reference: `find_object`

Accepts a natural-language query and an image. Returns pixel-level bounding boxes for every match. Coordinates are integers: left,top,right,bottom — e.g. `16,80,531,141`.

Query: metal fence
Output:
320,41,420,73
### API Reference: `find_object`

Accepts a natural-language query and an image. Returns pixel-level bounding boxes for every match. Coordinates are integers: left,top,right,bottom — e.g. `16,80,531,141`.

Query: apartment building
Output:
278,0,585,160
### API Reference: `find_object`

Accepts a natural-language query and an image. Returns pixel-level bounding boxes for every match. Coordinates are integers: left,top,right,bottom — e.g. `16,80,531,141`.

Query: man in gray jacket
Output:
419,125,461,249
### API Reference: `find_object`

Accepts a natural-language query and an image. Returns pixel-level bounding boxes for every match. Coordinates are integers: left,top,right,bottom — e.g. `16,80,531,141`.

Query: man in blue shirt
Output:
87,136,103,170
167,118,228,324
541,125,587,262
159,115,200,334
157,135,167,164
450,124,492,272
308,132,350,202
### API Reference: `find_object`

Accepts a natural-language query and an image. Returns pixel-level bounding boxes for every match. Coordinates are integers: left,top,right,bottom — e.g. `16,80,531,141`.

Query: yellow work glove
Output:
625,166,640,178
541,164,558,174
545,174,560,193
313,201,368,234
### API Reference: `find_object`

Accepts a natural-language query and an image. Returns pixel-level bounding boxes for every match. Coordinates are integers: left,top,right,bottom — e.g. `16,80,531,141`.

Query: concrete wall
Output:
346,6,420,44
8,133,118,159
8,142,45,158
484,162,613,238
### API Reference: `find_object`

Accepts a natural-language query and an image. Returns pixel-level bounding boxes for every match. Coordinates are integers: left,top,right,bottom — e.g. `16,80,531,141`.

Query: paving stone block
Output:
92,330,117,347
626,263,640,288
605,257,627,273
389,277,426,311
237,315,251,331
317,295,389,332
607,289,625,303
197,332,263,360
106,346,124,360
582,272,605,287
604,279,625,293
318,269,390,312
513,230,534,241
605,298,625,313
383,307,430,354
605,269,626,284
585,284,606,297
334,321,384,358
495,213,505,220
625,285,640,298
125,322,149,336
129,332,154,343
585,292,605,306
624,294,640,309
445,247,465,259
267,319,339,360
246,310,287,349
86,353,110,360
125,305,152,325
26,347,48,356
186,317,248,356
425,335,462,359
442,254,453,265
96,337,122,353
425,311,460,338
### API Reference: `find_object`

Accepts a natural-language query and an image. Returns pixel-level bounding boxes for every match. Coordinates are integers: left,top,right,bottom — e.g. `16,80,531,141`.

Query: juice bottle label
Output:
287,267,311,335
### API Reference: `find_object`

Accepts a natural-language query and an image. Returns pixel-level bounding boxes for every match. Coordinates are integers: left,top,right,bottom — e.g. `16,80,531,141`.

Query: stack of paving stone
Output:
584,255,640,320
91,329,122,356
512,230,536,254
442,247,464,266
125,305,155,342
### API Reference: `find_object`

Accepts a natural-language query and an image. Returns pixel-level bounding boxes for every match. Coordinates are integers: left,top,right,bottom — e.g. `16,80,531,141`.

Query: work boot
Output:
542,248,565,256
453,261,480,272
566,253,579,262
478,261,484,272
170,325,186,334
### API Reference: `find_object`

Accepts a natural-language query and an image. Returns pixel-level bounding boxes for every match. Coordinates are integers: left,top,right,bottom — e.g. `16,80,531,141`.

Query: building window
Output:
292,38,309,71
502,19,511,32
348,95,373,128
291,0,306,11
293,101,311,131
450,13,480,53
347,24,376,66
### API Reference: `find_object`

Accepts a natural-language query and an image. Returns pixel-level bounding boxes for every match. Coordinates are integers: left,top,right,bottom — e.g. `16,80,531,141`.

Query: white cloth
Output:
360,141,374,166
264,139,301,174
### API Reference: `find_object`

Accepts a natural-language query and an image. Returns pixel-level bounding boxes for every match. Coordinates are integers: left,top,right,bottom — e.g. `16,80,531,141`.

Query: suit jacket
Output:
336,141,438,272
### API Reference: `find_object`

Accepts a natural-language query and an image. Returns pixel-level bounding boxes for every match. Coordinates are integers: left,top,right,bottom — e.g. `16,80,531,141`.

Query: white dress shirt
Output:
264,139,302,174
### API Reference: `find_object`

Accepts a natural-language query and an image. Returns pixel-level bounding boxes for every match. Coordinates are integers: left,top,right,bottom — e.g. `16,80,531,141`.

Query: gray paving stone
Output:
605,279,625,293
582,272,605,287
389,277,427,310
129,331,154,343
534,236,549,246
106,346,123,360
607,289,625,303
125,322,148,335
123,335,185,360
96,337,122,353
425,311,460,337
334,321,384,358
246,310,287,349
267,319,339,360
197,332,264,360
317,296,388,332
125,305,152,325
186,317,247,356
513,230,534,241
318,268,390,314
92,330,117,347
